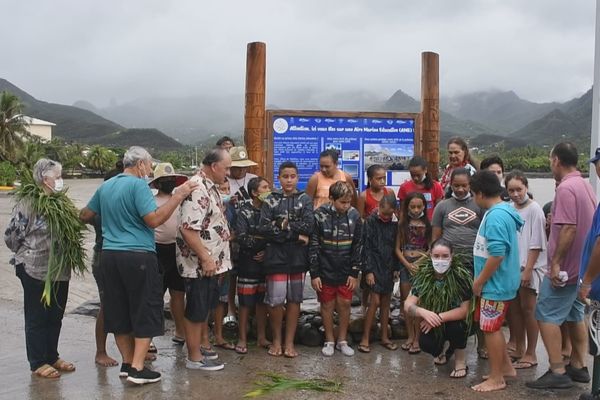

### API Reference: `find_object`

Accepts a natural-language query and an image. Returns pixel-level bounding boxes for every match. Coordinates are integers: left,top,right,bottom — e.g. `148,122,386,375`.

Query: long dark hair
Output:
408,156,433,190
398,192,431,250
447,137,478,169
365,164,385,189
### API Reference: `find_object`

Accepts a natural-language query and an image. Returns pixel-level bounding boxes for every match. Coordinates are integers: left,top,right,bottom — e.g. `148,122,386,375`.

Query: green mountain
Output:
0,79,183,150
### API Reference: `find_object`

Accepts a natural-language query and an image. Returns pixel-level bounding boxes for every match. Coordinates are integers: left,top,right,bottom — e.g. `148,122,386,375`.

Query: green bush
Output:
0,161,17,186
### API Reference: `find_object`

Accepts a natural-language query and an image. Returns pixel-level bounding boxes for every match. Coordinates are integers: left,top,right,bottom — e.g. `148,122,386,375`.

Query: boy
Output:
310,181,363,357
259,161,315,358
470,170,524,392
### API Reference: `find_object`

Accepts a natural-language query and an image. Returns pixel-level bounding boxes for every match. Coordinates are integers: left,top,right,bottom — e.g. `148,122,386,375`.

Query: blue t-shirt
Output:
473,202,524,301
580,205,600,300
87,174,157,252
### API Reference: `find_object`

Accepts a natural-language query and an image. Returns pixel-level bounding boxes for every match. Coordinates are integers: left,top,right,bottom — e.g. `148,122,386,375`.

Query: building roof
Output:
22,115,56,126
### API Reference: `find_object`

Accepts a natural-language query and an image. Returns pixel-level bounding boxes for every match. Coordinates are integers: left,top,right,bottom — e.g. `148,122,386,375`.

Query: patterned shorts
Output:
264,273,305,307
237,277,266,307
475,298,510,333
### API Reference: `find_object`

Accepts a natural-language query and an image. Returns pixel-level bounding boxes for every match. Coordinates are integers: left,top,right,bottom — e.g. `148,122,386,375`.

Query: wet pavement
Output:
0,180,593,399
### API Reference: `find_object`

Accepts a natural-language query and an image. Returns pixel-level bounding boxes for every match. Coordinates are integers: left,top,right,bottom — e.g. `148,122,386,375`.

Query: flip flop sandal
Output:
408,346,421,354
400,343,412,351
214,342,236,351
284,349,299,358
450,366,469,378
34,364,60,379
235,345,248,354
52,359,76,372
357,344,371,353
267,346,282,357
477,349,489,360
512,360,538,369
172,336,185,345
434,354,448,365
381,342,399,351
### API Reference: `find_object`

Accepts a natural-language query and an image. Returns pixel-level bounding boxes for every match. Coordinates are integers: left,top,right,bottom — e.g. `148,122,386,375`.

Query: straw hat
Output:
148,162,188,188
230,146,258,168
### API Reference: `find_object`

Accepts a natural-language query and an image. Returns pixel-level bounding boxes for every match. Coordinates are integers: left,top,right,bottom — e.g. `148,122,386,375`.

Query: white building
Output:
22,116,55,141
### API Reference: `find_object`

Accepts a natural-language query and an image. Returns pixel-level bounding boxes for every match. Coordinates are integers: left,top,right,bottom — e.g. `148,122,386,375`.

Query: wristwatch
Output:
579,278,592,288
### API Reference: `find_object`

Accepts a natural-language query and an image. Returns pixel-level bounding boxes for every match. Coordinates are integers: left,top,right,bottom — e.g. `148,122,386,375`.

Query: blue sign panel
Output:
271,115,415,191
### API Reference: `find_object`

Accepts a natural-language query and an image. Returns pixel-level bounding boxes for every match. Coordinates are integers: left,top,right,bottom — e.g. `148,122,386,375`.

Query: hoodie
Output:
259,190,315,274
234,202,267,279
473,202,525,301
309,204,363,286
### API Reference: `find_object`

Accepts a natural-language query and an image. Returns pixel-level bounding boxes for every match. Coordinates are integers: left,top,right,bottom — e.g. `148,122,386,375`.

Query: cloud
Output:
0,0,595,105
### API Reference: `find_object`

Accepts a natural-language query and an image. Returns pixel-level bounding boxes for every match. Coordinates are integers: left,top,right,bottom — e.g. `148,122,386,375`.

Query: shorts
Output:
399,255,420,284
217,272,230,303
535,276,585,324
91,249,104,302
265,273,305,307
184,276,219,323
100,250,164,338
475,298,510,333
237,277,266,307
521,266,545,294
317,283,353,303
156,243,185,293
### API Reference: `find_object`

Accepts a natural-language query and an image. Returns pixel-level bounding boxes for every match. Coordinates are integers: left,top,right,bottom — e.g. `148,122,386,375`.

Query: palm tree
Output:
18,138,45,169
86,145,117,173
0,91,29,163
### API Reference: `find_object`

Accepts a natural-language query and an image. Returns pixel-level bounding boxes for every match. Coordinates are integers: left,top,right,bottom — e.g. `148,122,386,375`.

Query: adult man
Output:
216,136,235,151
80,146,197,385
527,142,597,389
227,146,258,206
177,148,232,371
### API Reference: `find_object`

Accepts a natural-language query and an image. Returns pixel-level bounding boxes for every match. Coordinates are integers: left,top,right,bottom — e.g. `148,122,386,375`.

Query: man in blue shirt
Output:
80,146,197,385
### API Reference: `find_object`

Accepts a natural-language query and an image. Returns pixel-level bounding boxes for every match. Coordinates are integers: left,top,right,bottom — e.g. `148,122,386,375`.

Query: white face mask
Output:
432,259,451,274
516,195,529,205
53,178,64,192
451,191,471,201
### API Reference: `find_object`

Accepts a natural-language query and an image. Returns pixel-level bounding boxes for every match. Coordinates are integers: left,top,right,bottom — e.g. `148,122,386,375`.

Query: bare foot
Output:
95,353,118,367
471,378,506,392
284,347,299,358
482,369,516,380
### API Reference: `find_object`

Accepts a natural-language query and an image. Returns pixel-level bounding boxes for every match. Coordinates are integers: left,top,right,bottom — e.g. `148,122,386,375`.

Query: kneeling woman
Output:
404,238,473,378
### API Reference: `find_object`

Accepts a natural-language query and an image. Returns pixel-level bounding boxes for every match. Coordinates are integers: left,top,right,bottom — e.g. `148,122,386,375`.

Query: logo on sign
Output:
273,118,289,134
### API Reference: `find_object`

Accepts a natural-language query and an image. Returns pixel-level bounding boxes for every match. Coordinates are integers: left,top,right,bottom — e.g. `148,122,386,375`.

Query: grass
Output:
244,372,343,398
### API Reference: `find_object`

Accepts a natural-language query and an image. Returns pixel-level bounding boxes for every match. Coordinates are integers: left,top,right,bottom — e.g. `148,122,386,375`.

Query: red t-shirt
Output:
397,180,444,221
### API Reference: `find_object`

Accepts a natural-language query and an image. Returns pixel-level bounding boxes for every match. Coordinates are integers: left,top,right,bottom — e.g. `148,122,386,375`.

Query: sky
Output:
0,0,596,106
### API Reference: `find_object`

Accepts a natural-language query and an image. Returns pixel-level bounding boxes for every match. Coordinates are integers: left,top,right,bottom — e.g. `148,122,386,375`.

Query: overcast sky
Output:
1,0,595,106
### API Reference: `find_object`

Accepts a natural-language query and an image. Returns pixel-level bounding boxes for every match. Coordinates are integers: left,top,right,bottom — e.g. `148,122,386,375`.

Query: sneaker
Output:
126,367,161,385
336,341,355,357
525,369,574,389
200,346,219,360
565,364,591,383
119,363,131,378
321,342,335,357
185,358,225,371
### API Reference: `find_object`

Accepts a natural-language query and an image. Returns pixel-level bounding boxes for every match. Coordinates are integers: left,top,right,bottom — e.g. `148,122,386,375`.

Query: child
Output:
395,192,431,354
259,161,315,358
234,177,271,354
404,238,473,378
470,170,524,392
357,164,390,218
505,171,547,369
398,156,444,221
310,181,363,357
358,192,400,353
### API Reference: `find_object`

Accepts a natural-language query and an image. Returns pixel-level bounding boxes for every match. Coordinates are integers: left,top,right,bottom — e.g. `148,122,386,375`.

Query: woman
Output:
5,159,85,378
404,238,473,378
397,156,444,220
306,149,356,209
439,137,477,195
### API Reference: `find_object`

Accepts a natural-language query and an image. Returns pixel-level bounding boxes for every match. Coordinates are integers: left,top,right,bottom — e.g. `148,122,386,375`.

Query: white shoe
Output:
321,342,335,357
336,341,355,356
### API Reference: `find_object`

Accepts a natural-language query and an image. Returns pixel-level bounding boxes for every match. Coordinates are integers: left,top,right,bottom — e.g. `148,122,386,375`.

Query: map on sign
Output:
270,114,415,191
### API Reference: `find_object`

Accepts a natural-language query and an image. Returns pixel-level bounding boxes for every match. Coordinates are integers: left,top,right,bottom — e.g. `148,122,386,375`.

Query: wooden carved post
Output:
244,42,267,177
421,52,440,179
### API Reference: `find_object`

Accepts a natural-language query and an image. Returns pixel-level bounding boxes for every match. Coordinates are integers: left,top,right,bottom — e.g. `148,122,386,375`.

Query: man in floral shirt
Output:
177,148,232,371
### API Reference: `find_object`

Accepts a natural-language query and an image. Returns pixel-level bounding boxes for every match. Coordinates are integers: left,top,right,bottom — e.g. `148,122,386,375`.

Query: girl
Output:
505,171,547,369
395,192,432,354
358,192,400,353
357,164,390,218
310,181,363,357
404,239,473,378
234,177,271,354
440,137,477,195
397,156,444,221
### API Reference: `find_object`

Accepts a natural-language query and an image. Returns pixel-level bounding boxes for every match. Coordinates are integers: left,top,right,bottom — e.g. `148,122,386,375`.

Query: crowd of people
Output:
5,135,600,395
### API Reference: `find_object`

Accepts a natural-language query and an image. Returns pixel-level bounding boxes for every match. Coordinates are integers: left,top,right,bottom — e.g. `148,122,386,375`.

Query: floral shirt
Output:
176,171,232,278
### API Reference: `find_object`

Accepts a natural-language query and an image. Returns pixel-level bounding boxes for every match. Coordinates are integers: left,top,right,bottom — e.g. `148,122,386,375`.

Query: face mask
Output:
258,191,271,202
160,182,177,194
516,195,529,205
408,211,424,219
451,191,471,201
47,178,64,193
432,259,451,274
220,194,231,204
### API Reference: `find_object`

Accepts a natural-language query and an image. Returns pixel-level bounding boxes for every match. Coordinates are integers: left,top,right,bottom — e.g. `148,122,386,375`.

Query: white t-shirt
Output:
514,200,548,271
154,195,179,244
228,173,258,202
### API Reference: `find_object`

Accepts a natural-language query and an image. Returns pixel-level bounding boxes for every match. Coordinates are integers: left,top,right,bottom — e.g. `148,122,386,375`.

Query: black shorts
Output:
91,249,104,302
100,250,164,338
184,276,219,323
156,243,185,293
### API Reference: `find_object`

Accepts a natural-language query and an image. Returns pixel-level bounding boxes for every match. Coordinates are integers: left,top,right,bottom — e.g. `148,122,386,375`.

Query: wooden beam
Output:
244,42,267,177
421,52,440,179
